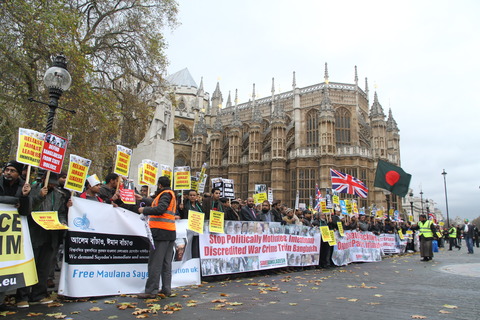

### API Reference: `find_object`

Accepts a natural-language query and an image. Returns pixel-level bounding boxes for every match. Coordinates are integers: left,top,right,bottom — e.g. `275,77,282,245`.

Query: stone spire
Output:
354,65,358,85
370,92,385,118
365,77,369,100
251,83,262,123
320,83,333,112
386,108,399,132
197,77,204,96
212,82,222,99
226,91,232,109
324,62,329,84
231,89,242,127
271,77,275,115
292,71,296,89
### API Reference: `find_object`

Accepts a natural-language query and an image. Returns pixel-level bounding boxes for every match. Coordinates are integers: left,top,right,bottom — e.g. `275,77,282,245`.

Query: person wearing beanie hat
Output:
0,161,32,311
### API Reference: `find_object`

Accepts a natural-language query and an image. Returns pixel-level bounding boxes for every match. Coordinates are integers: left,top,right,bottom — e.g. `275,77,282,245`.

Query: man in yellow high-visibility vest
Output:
448,223,461,250
412,214,437,261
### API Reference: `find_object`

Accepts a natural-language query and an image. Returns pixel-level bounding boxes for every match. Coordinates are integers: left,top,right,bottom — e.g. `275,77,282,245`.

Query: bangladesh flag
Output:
374,160,411,197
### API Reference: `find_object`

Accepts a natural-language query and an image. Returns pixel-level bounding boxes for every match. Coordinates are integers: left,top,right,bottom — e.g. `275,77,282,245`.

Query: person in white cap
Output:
78,174,103,202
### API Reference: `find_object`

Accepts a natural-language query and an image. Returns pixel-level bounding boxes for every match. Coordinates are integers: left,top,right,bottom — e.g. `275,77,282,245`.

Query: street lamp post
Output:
43,55,72,132
29,55,74,131
420,190,424,215
441,169,450,228
409,192,414,216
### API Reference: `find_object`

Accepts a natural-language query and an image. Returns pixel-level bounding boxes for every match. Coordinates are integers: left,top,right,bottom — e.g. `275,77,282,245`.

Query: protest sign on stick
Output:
65,155,91,192
39,132,68,174
16,128,45,169
114,145,132,177
174,166,191,190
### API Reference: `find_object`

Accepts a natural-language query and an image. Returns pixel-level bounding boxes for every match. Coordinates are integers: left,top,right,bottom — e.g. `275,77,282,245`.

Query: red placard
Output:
39,132,68,174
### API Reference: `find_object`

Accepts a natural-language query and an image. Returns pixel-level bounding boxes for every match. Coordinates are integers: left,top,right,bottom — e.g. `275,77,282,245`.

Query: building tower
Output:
270,77,287,202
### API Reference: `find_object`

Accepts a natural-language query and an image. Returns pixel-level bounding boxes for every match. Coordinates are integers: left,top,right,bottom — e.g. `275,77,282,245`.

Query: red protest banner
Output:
39,132,68,174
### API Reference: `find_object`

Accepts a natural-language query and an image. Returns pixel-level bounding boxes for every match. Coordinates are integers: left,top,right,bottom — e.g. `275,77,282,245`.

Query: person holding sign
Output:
137,176,176,299
98,173,122,206
0,161,31,215
312,212,332,269
202,187,223,220
16,172,66,306
0,161,32,311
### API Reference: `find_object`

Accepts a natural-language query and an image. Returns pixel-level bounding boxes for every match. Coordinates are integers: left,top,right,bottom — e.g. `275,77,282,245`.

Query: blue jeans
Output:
465,237,474,254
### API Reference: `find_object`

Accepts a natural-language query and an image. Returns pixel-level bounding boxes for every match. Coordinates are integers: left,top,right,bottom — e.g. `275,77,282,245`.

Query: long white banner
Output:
199,222,321,276
59,198,200,297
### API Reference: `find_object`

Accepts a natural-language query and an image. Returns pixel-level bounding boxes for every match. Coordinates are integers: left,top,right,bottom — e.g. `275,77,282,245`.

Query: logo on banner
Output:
73,213,94,231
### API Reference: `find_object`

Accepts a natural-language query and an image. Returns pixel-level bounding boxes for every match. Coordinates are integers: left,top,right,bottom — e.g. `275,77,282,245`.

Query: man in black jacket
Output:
0,161,31,311
240,197,257,221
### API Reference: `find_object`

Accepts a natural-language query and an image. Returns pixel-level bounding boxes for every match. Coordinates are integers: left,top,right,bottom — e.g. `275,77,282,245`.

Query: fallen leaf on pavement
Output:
289,303,297,306
89,307,103,311
411,316,427,319
336,297,348,300
348,299,358,302
132,308,150,315
27,312,43,316
47,302,64,307
442,304,458,309
374,294,383,297
46,313,67,319
220,293,229,297
104,300,117,304
439,310,451,314
108,316,118,319
211,299,227,303
135,315,149,319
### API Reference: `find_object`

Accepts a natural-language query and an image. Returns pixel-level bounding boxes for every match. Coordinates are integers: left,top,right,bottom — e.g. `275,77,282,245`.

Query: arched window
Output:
174,154,187,167
335,108,351,145
306,110,318,147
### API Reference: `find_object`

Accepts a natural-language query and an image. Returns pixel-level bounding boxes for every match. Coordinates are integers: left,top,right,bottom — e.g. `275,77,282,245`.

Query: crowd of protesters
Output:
1,161,479,311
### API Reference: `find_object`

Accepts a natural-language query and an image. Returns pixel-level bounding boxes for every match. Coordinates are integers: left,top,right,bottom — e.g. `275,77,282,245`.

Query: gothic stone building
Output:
168,65,402,210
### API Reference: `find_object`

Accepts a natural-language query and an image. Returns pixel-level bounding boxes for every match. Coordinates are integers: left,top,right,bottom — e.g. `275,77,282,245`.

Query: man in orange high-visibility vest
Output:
137,176,176,299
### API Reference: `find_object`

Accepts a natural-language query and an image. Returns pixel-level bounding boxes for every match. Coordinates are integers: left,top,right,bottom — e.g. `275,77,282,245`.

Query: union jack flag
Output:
428,212,437,223
314,184,322,212
330,169,369,198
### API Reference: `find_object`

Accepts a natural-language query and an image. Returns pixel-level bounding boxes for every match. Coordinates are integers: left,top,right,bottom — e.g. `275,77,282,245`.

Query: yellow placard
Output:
436,232,442,238
16,128,45,167
345,200,352,214
209,210,225,234
114,145,132,176
337,222,345,237
138,164,147,185
0,210,26,262
174,166,191,190
320,226,332,242
353,201,359,214
328,230,337,246
142,160,159,185
31,211,69,230
321,201,330,213
398,229,404,240
187,210,205,234
406,230,413,235
376,209,384,218
439,221,444,227
408,215,413,222
253,192,267,205
65,155,91,192
332,195,339,205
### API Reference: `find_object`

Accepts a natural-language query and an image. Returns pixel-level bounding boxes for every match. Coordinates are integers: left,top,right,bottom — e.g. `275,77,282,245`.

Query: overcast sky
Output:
164,0,480,220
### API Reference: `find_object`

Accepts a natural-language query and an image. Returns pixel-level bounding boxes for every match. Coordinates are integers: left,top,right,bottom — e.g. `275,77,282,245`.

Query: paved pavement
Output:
3,245,479,320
